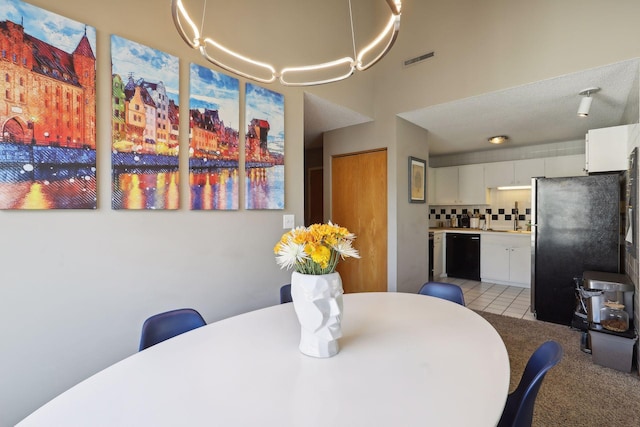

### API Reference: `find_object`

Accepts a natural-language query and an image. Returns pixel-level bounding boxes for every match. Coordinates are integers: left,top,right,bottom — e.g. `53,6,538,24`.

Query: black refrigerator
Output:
531,174,621,325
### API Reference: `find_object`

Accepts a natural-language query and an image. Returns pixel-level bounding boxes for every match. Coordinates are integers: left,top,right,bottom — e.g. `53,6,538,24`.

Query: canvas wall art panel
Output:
0,0,97,209
189,63,239,210
244,83,284,210
111,35,179,210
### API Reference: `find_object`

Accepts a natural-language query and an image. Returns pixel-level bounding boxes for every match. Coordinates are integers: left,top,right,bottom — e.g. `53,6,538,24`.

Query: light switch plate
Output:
283,214,295,229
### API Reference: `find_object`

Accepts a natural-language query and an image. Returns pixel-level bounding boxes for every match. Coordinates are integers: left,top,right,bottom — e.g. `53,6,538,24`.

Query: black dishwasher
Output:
446,233,480,280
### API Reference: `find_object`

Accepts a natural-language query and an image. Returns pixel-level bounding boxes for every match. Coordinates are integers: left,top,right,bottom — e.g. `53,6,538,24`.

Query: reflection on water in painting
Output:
0,164,96,209
112,169,179,210
246,165,284,210
190,168,239,210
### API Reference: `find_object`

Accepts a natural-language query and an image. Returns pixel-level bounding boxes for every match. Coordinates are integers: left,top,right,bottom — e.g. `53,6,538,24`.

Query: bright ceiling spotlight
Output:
171,0,402,86
577,87,600,117
488,135,508,145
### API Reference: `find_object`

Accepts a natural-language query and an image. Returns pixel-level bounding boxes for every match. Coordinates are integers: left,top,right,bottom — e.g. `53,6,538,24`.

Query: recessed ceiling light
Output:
488,135,508,145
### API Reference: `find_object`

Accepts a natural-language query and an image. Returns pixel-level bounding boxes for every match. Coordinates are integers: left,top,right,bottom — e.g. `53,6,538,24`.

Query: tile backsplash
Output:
429,189,532,230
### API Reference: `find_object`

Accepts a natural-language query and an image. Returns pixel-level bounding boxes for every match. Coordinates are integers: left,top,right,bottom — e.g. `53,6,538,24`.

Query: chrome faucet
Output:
513,201,519,231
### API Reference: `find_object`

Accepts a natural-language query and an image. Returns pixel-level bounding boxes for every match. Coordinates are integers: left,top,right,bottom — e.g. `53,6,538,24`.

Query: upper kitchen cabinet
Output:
514,159,545,184
484,158,544,188
433,164,487,205
483,161,512,188
433,166,458,204
585,124,637,173
544,154,587,178
458,164,487,204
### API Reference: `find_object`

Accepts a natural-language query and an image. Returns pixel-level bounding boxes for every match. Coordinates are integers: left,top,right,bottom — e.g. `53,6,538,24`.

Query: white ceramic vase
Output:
290,271,344,358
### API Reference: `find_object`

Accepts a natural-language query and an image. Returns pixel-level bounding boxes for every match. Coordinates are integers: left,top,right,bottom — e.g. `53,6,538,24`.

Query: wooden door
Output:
331,149,387,293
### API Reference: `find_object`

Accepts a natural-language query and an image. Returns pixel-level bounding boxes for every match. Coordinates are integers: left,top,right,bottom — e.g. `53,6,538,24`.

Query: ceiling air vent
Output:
403,51,435,68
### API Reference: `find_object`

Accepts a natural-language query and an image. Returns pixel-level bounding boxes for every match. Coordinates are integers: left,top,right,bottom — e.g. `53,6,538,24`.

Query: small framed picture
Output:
409,156,426,203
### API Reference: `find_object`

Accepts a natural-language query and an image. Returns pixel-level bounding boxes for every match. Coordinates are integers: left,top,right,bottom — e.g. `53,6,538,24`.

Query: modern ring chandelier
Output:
171,0,402,86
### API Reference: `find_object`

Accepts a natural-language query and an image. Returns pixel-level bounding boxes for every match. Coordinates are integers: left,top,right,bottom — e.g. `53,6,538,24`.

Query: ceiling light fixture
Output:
577,87,600,117
488,135,508,145
171,0,402,87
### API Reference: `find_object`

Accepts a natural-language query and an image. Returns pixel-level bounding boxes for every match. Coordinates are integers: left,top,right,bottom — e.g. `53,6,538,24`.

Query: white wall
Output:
373,0,640,115
4,0,640,425
395,118,430,293
0,1,368,425
323,121,399,289
323,117,429,294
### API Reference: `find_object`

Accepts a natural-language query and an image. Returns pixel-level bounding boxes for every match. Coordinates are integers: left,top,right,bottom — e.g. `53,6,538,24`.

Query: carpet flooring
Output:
478,311,640,427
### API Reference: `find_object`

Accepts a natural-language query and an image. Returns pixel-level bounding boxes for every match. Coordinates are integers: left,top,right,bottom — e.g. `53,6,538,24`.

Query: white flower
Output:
275,240,309,270
274,221,360,274
333,240,360,260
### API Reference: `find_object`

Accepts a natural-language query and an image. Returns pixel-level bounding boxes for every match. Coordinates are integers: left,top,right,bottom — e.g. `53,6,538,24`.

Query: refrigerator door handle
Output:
530,177,537,316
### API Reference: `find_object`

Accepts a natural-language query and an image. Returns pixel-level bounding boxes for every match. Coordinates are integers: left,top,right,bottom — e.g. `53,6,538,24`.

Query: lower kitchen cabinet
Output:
433,233,443,279
480,234,531,287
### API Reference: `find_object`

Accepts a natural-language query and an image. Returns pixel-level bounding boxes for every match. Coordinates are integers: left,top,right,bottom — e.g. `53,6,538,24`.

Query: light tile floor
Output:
437,277,536,321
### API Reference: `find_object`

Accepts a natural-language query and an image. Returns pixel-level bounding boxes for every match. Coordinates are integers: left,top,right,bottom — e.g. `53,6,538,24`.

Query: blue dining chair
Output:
139,308,206,351
497,340,563,427
418,281,465,306
280,284,292,304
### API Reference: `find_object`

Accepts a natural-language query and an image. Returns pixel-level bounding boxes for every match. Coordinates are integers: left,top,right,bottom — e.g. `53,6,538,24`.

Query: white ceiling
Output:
303,93,372,149
304,59,640,155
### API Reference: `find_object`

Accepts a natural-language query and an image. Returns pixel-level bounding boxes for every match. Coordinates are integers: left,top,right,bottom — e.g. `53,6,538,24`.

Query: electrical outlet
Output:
283,214,295,229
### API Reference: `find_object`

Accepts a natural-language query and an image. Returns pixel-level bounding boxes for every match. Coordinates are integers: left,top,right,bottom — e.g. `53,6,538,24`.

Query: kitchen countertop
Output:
430,228,531,236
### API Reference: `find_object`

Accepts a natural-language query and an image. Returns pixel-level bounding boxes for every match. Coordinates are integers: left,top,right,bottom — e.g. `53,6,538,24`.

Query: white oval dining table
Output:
17,292,510,427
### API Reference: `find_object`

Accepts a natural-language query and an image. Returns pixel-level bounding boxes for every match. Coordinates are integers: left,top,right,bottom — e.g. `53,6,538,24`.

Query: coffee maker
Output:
575,271,635,353
460,213,470,228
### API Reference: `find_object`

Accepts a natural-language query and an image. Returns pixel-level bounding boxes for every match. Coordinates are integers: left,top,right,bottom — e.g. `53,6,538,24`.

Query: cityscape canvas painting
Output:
111,35,179,210
0,0,97,209
244,83,284,210
189,63,239,210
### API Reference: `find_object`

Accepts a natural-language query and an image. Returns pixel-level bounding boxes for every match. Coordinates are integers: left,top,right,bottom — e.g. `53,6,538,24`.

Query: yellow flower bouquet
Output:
274,221,360,275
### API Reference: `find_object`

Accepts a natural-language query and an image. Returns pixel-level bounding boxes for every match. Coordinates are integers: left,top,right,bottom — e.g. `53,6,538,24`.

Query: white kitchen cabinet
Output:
585,124,636,173
484,161,513,188
481,234,531,287
433,164,487,205
433,166,459,204
544,154,587,177
481,236,510,282
514,159,544,185
458,164,487,204
433,233,443,279
484,159,544,188
508,245,531,285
